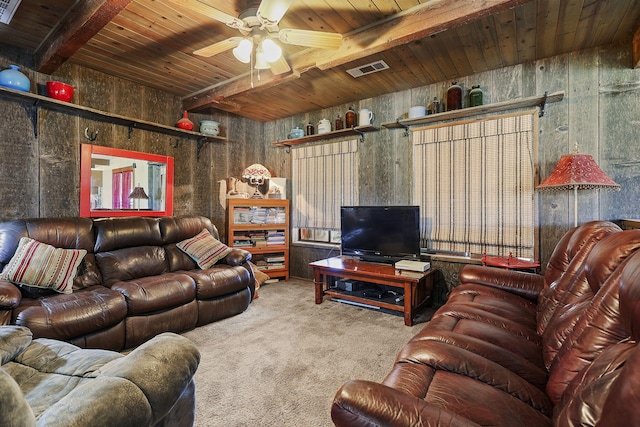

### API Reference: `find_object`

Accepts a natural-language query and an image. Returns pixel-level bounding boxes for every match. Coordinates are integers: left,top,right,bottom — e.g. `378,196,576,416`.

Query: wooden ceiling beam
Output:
34,0,134,74
182,0,529,112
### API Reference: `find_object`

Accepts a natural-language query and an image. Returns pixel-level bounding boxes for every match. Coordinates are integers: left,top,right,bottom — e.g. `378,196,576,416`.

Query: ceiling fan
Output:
177,0,343,75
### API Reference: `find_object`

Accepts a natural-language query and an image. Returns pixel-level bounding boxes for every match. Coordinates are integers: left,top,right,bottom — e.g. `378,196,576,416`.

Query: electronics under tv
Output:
340,205,420,264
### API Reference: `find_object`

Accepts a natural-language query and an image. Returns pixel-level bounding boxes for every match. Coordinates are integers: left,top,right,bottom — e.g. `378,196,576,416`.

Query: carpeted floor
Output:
181,279,433,427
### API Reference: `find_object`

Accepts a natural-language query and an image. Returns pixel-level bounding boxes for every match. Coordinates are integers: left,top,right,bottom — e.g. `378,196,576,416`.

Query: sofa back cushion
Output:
553,250,640,424
159,216,220,272
0,218,101,291
94,217,163,252
543,232,640,403
537,221,621,334
93,217,167,285
158,215,218,244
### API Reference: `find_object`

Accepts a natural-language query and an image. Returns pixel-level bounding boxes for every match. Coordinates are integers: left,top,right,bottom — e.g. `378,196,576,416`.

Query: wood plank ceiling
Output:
1,0,639,122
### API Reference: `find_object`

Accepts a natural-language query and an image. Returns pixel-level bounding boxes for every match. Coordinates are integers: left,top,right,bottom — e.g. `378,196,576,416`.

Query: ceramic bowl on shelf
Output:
46,81,74,102
199,120,219,136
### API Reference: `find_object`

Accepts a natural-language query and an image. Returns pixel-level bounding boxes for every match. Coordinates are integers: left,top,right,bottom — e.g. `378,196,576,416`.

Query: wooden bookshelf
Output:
227,198,290,281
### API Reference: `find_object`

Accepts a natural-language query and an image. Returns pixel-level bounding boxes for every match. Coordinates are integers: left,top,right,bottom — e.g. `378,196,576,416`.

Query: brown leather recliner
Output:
332,221,640,426
0,215,255,351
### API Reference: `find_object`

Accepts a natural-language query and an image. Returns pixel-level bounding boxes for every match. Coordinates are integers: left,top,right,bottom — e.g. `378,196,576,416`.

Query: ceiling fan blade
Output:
172,0,248,30
194,37,243,57
257,0,295,26
269,55,291,75
278,29,343,50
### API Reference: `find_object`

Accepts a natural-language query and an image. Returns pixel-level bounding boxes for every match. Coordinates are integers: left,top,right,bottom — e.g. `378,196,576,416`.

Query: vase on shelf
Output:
469,85,483,107
447,82,462,111
0,65,30,92
176,110,194,130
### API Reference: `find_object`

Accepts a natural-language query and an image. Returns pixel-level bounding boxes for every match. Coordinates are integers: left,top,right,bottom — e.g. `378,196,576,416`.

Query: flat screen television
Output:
340,206,420,264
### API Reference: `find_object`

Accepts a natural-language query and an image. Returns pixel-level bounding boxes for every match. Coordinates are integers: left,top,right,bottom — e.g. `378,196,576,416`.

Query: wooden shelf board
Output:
0,86,227,142
382,91,565,129
273,125,378,146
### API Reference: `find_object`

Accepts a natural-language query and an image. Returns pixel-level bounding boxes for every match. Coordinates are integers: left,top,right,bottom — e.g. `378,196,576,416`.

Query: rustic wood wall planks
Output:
278,42,640,282
1,41,639,285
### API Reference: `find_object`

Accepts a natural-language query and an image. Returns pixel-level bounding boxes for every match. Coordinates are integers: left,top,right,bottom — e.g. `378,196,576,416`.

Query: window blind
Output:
292,139,359,230
412,112,537,258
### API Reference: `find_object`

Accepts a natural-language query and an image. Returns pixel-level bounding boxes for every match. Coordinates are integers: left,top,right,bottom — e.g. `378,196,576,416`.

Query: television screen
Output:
340,206,420,263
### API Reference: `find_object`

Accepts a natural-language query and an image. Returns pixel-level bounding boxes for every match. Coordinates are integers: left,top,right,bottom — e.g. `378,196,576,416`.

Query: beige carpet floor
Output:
181,279,433,427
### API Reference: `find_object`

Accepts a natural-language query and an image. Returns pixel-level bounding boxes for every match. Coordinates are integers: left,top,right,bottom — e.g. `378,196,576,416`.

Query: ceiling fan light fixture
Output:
232,38,253,63
254,49,270,70
261,38,282,63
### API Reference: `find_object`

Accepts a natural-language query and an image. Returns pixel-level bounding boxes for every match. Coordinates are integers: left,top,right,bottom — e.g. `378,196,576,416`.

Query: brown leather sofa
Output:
332,221,640,426
0,215,255,351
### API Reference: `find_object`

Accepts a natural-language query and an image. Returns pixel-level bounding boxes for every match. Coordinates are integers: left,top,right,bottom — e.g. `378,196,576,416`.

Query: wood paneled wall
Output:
1,41,639,287
269,42,640,282
0,43,265,239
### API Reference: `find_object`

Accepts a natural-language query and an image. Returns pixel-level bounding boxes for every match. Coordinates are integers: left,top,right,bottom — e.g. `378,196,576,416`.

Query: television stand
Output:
310,257,435,326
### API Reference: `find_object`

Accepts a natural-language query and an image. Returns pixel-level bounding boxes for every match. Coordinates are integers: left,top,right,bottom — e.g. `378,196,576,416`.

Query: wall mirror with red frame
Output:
80,144,174,217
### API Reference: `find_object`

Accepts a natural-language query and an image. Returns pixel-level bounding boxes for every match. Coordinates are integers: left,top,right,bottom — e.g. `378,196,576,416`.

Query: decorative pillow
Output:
177,229,232,269
0,237,87,295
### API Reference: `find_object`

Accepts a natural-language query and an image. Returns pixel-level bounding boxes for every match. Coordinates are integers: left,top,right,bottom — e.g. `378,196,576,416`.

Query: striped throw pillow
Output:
1,237,87,294
177,229,232,269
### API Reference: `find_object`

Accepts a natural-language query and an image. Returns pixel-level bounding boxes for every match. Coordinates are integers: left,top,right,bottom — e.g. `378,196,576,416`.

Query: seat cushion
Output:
110,273,196,315
186,264,251,299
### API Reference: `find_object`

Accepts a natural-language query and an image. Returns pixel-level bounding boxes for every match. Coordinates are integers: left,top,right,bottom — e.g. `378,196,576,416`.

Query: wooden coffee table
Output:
311,257,435,326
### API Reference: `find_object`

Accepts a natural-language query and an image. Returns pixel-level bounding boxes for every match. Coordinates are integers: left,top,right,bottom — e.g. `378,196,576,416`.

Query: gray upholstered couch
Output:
0,325,199,426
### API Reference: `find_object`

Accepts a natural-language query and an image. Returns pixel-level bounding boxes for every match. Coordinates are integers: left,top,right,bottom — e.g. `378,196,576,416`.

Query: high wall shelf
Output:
0,86,227,144
272,125,378,146
381,91,565,134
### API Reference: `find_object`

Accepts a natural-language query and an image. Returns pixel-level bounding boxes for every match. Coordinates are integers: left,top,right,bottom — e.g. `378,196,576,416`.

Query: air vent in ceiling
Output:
346,60,390,78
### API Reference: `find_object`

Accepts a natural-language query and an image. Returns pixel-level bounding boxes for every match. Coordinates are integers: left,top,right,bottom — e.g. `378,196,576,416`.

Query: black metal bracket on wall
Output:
538,91,549,117
353,127,366,143
396,120,410,137
197,138,207,161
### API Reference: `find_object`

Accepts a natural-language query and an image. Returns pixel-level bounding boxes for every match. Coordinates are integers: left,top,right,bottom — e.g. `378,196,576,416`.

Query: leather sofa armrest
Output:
0,281,21,310
223,247,252,266
459,265,544,301
36,332,200,427
331,380,482,427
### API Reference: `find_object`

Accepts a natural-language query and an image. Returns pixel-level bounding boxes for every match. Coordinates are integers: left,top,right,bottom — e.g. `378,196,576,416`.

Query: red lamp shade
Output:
537,154,620,190
537,153,620,227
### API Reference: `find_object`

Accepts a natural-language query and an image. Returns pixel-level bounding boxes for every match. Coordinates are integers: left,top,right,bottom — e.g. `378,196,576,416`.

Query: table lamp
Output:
242,164,271,199
128,184,149,210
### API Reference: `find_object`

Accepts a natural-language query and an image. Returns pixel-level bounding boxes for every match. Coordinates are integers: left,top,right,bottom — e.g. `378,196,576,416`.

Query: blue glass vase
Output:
0,65,31,92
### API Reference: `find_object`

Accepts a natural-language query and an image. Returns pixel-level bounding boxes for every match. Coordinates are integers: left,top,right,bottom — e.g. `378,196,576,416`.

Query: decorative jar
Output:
345,106,356,128
176,110,194,131
0,65,30,92
469,85,483,107
199,120,220,136
288,127,305,139
447,82,462,111
318,119,332,134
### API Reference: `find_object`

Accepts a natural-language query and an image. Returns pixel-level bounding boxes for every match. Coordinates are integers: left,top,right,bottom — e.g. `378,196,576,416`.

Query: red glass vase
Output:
176,110,194,131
